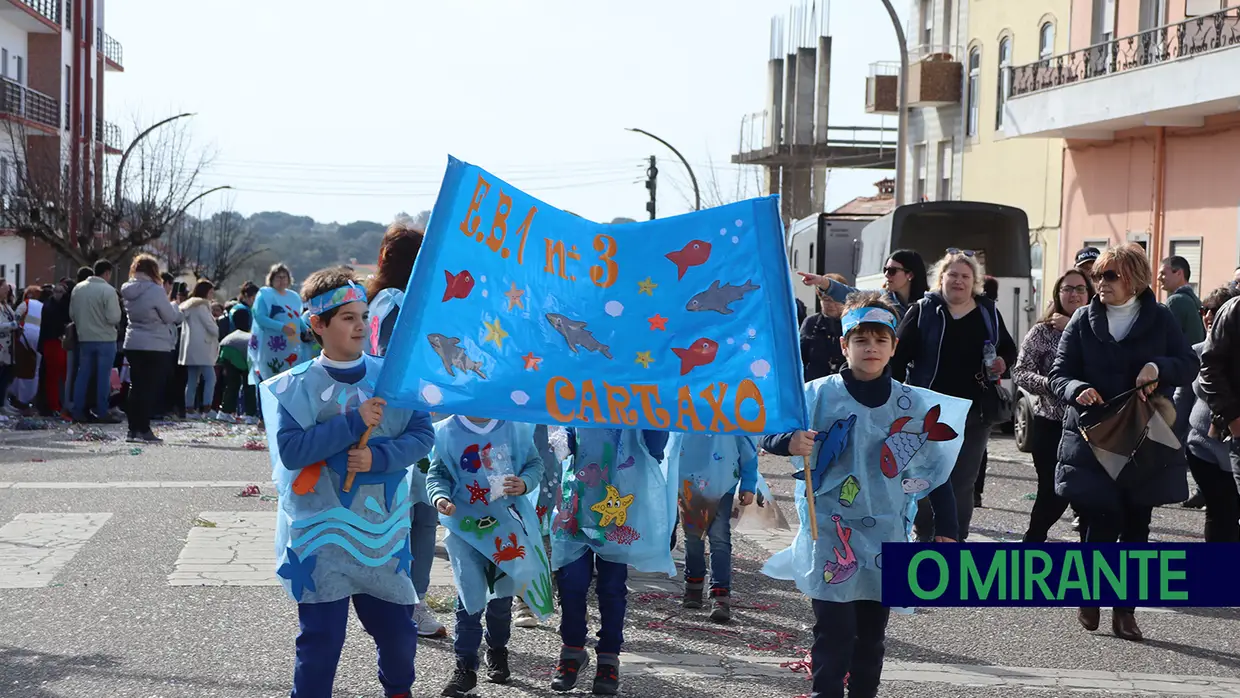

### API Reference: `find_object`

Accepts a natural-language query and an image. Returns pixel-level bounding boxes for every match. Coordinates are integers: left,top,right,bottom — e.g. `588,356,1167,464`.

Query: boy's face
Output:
840,329,897,377
311,300,369,359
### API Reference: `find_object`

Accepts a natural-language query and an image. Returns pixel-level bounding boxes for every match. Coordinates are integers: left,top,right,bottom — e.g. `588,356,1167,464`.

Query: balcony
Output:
94,115,123,154
732,123,897,169
0,0,61,32
1005,6,1240,139
908,45,962,108
98,30,124,71
865,61,899,114
0,77,60,134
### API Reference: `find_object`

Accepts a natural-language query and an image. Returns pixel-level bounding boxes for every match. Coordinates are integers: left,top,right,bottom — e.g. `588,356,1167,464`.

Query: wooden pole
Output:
341,426,375,493
804,458,818,540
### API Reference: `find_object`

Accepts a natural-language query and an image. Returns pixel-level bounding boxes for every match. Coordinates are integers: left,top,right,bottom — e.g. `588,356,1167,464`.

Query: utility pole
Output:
627,128,699,211
645,155,658,220
880,0,909,207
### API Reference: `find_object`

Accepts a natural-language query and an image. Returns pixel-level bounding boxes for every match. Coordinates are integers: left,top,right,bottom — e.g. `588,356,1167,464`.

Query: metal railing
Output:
15,0,60,24
99,30,124,68
869,60,901,77
101,119,122,151
1012,5,1240,96
0,77,60,131
910,43,963,62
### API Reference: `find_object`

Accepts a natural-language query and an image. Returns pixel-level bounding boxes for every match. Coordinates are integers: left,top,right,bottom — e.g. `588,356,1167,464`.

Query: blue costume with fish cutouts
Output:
763,375,969,604
260,355,432,606
425,417,554,619
249,286,307,385
668,433,759,538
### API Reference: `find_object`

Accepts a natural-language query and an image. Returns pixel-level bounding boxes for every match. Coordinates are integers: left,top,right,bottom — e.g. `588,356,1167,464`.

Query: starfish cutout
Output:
634,351,654,369
504,282,525,311
392,541,414,578
637,277,657,296
483,318,509,349
522,352,542,371
590,484,635,528
466,479,491,506
277,547,317,601
648,314,668,331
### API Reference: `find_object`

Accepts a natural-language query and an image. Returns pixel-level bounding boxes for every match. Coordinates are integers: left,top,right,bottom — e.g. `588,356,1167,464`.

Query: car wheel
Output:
1014,396,1033,453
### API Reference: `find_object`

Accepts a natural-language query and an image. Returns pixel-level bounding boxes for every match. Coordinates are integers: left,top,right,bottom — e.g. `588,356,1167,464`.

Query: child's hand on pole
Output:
358,398,386,428
738,491,755,506
790,430,818,457
347,446,372,473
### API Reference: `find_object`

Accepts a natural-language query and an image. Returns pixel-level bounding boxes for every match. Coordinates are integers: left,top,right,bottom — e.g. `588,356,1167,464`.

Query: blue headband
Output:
307,281,367,316
841,306,898,336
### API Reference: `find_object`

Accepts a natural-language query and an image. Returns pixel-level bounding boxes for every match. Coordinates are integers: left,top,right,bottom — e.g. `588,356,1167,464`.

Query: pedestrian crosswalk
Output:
0,513,112,588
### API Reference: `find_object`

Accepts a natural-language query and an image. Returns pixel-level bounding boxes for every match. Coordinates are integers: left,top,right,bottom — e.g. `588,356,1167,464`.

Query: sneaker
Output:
592,660,620,695
551,650,588,692
513,598,538,628
682,580,704,609
441,663,477,697
709,591,732,624
1181,490,1206,509
96,413,123,425
139,431,164,444
485,647,510,683
414,602,448,638
126,431,142,443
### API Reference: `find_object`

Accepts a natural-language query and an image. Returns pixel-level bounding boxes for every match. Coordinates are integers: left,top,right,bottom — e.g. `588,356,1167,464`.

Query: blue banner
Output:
880,543,1240,607
377,156,807,434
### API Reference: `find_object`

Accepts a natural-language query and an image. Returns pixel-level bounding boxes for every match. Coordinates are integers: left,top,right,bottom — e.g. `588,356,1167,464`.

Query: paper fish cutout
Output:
442,270,475,302
793,415,857,486
821,515,858,584
666,239,712,280
685,280,760,315
879,405,959,479
671,338,719,376
545,313,613,359
427,334,487,379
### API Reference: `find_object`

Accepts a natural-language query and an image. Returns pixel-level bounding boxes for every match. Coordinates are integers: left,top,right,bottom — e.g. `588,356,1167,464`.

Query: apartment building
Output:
0,0,123,288
1005,0,1240,296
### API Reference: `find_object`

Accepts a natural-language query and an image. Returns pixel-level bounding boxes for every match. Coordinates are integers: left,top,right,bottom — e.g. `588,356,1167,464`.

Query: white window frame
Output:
996,36,1013,131
1039,22,1056,59
937,140,953,201
1169,237,1203,295
966,47,981,138
921,0,934,49
913,144,927,201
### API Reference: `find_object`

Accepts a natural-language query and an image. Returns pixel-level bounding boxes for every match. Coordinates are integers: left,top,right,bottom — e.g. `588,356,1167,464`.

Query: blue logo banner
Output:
377,156,807,434
880,543,1240,607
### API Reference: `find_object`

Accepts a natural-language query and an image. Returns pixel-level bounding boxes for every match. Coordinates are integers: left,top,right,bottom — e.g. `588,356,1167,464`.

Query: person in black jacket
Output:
1198,291,1240,494
1050,243,1198,643
799,276,847,382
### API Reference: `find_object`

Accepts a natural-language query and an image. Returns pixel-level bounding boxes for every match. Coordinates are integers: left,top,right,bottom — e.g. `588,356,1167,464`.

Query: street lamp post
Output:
625,128,701,211
879,0,910,207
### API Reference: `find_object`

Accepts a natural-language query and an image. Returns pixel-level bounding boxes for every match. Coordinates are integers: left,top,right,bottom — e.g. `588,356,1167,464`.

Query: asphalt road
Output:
1,418,1238,698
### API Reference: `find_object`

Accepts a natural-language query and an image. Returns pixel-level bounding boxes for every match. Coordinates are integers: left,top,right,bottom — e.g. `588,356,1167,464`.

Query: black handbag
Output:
979,378,1014,426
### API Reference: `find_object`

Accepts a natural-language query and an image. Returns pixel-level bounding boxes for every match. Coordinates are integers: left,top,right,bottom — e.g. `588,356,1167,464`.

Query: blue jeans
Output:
72,341,117,421
410,501,437,598
452,595,512,669
185,365,215,411
684,492,734,592
556,550,628,656
810,599,889,698
292,594,416,698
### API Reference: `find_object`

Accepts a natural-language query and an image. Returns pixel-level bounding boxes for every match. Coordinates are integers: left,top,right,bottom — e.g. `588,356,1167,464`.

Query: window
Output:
966,48,981,137
1039,22,1055,59
1,158,8,195
1186,0,1225,17
1170,239,1202,295
921,0,934,48
1,49,8,79
937,141,953,200
14,56,22,85
1030,241,1045,311
1093,0,1116,43
913,144,927,201
64,65,71,131
996,37,1012,130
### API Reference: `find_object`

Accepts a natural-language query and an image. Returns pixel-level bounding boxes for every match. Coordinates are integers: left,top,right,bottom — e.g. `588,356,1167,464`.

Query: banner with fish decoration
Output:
377,156,807,434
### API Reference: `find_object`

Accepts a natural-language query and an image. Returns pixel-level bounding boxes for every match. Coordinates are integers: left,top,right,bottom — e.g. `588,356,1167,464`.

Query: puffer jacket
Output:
178,297,220,366
1199,295,1240,431
1049,289,1199,513
121,275,183,352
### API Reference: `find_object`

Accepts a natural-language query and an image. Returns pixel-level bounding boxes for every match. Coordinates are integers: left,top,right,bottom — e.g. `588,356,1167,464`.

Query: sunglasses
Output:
882,266,907,276
1060,284,1088,295
1091,270,1121,283
947,248,977,257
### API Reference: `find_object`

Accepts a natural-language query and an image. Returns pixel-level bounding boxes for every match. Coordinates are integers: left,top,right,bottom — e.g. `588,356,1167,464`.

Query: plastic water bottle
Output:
983,341,999,381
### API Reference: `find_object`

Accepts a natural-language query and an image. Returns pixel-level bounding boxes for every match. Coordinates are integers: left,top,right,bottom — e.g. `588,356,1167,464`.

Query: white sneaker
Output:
513,598,539,628
413,603,447,637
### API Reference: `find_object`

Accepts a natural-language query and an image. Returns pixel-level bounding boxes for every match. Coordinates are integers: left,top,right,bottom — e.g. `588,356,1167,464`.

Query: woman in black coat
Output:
1049,243,1199,643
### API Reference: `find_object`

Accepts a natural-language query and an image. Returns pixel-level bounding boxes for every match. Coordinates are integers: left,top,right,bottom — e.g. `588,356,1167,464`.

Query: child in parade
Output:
425,415,552,697
511,423,566,629
259,267,434,698
761,293,970,698
668,432,759,623
551,427,677,695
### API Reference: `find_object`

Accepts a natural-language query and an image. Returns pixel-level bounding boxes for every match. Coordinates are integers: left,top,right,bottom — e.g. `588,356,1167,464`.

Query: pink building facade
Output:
1005,0,1240,296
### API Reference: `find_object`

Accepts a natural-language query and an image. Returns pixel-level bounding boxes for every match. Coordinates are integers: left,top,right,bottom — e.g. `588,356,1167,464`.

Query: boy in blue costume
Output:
426,415,551,697
551,427,676,695
761,293,969,698
668,432,759,623
259,267,434,698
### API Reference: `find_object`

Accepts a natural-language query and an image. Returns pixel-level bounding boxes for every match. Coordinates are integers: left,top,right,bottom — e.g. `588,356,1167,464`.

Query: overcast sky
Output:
105,0,908,225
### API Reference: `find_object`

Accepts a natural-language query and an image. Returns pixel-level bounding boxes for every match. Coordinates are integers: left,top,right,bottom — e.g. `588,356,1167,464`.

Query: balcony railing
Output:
14,0,60,25
94,116,123,151
0,77,60,131
1012,5,1240,97
99,30,124,69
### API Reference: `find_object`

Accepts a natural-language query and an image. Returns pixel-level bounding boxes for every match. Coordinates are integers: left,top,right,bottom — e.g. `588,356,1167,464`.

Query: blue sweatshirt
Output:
275,355,433,473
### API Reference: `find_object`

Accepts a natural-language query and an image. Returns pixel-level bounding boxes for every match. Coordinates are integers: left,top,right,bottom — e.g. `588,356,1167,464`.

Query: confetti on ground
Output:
423,594,455,613
635,592,677,603
204,430,228,437
192,517,217,528
243,439,266,451
733,601,780,611
129,448,142,456
747,630,797,651
13,418,51,431
72,427,112,442
237,484,261,498
1023,493,1037,500
259,494,278,502
30,458,46,463
780,652,813,675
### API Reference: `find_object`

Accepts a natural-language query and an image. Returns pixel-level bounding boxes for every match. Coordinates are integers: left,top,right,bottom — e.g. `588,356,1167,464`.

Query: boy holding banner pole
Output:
760,293,969,698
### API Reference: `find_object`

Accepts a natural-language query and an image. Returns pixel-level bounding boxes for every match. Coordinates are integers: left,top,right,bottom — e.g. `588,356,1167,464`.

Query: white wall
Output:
0,18,29,83
0,235,26,288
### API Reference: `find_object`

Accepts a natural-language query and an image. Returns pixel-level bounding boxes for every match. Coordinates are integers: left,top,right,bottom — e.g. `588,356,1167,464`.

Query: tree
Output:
161,204,265,288
5,113,229,270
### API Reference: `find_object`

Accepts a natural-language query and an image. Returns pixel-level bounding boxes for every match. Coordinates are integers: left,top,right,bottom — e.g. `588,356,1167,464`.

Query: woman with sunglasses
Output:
1049,243,1198,642
798,249,928,320
1011,269,1094,542
1173,285,1240,543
